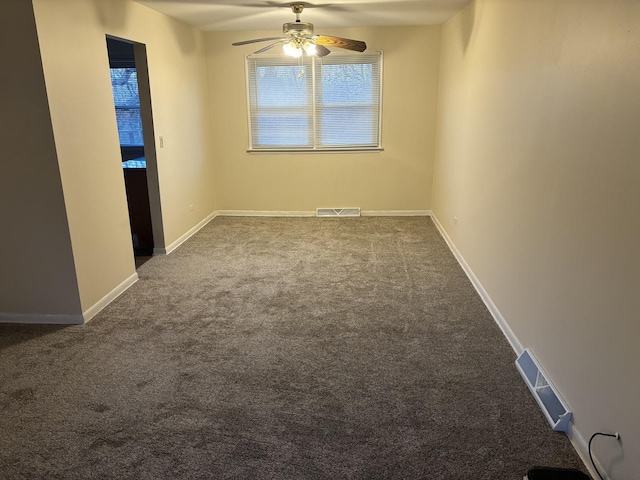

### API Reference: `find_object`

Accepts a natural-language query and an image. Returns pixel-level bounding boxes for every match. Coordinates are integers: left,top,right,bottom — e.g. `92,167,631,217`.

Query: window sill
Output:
247,147,384,154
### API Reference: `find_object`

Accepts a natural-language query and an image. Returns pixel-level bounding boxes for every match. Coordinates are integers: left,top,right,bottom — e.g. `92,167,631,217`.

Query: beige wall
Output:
433,0,640,476
205,26,440,212
31,0,216,314
0,0,81,318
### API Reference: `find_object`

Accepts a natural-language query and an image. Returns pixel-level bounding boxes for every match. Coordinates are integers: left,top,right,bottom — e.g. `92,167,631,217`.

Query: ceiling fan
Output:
232,3,366,57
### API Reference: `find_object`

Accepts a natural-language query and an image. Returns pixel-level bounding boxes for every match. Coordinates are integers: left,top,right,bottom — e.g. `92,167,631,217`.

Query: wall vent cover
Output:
316,208,361,217
515,348,572,432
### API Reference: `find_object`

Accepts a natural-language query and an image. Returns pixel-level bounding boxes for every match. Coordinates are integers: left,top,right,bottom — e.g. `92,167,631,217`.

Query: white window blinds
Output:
246,52,382,151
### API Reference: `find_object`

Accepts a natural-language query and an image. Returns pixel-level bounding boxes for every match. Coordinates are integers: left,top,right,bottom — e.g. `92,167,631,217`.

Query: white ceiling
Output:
133,0,472,32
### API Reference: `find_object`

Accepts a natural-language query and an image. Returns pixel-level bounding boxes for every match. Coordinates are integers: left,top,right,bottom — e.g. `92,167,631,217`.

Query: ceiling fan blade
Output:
315,35,366,52
232,36,283,46
254,40,286,54
315,44,331,57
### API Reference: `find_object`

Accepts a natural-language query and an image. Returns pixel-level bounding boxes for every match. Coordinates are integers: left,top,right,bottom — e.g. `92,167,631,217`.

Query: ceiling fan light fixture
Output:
303,41,317,55
232,3,366,57
283,41,303,57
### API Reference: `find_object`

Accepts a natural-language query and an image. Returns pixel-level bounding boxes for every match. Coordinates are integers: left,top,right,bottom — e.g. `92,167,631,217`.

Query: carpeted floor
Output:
0,217,587,479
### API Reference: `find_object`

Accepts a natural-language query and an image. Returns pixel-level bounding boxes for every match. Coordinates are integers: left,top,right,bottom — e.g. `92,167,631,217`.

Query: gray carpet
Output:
0,217,587,479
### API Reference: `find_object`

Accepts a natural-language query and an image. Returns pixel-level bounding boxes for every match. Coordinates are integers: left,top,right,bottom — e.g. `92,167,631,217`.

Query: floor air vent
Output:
515,348,572,432
316,208,361,217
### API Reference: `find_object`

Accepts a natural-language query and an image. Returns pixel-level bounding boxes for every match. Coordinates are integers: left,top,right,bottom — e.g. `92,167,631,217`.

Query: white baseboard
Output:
361,210,431,217
430,214,523,355
0,312,84,325
215,210,432,217
82,272,138,323
566,424,605,480
1,268,138,325
155,211,218,255
0,270,138,326
216,210,315,217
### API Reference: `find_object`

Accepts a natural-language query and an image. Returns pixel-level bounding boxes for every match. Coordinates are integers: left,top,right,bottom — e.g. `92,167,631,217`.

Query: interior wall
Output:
0,0,81,318
31,0,216,314
204,26,440,213
432,0,639,477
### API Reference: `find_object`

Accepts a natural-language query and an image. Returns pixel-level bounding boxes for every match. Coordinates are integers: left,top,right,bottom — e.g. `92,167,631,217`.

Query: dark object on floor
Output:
526,466,591,479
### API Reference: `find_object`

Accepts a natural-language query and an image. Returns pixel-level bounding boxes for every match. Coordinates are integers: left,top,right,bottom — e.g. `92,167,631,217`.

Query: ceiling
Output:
133,0,473,32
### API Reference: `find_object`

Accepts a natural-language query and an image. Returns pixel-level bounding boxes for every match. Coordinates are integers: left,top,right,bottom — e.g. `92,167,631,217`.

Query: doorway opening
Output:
106,36,163,268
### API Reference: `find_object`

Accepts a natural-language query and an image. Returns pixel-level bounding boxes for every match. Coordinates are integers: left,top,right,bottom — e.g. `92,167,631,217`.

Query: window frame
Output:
244,52,383,153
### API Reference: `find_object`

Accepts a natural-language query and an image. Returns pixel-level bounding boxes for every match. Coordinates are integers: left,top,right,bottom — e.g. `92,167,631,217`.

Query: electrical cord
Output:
588,432,618,480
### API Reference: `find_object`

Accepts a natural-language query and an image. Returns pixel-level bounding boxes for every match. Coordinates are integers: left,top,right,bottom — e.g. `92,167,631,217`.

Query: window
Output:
246,52,382,151
110,68,144,147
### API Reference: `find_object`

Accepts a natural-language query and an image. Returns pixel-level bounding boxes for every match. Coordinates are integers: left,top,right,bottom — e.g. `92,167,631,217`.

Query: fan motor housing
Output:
283,22,314,37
